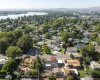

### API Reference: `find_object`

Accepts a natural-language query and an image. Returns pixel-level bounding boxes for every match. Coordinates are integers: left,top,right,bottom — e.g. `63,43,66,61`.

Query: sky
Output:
0,0,100,9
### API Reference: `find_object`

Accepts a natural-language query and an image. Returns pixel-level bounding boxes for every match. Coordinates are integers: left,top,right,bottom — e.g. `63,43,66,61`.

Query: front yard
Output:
78,70,86,78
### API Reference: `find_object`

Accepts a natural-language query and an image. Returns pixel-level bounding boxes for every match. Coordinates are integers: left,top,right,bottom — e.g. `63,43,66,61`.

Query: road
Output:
0,54,6,59
38,54,70,59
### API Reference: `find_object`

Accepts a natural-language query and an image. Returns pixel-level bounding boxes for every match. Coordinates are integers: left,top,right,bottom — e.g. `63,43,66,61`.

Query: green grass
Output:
61,48,65,54
78,70,86,78
86,65,92,72
51,49,54,53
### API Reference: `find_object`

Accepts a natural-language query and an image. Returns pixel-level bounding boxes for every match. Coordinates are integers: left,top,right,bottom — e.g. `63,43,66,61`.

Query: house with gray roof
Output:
90,61,100,70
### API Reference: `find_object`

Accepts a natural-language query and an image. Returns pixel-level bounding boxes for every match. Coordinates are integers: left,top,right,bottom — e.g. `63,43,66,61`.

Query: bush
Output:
70,54,75,59
27,69,38,76
91,70,100,78
49,75,57,80
2,59,21,73
0,70,7,78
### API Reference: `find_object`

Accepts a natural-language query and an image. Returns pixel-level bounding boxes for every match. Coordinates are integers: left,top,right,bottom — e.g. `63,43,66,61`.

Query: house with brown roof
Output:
66,60,81,69
16,57,36,74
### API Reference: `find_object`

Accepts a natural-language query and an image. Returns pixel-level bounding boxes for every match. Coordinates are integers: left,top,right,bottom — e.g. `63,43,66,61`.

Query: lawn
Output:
0,79,6,80
61,48,65,54
78,70,86,78
86,65,92,72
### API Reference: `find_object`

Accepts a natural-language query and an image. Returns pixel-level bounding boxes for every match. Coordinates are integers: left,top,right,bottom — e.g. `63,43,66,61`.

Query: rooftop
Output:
67,60,81,67
67,47,77,51
91,61,100,68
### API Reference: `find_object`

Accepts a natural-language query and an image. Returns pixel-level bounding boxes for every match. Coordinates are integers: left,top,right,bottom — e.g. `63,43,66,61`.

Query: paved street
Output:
38,54,70,59
0,54,6,59
85,75,93,80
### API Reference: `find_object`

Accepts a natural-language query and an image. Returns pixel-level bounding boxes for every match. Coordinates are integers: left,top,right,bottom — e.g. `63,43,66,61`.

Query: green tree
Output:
49,74,57,80
90,32,98,40
61,31,69,43
2,59,21,73
17,34,33,53
41,45,51,54
81,44,95,59
70,54,75,59
91,70,100,78
27,69,38,76
95,24,100,32
96,37,100,45
45,32,51,39
42,24,48,33
6,46,23,59
0,37,9,53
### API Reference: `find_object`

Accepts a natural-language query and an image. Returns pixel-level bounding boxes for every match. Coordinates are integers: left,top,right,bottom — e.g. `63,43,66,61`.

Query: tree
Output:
70,54,75,59
17,34,33,53
6,46,23,59
41,44,51,54
96,37,100,45
90,32,98,40
42,24,49,33
0,37,9,53
95,24,100,32
27,69,38,76
80,44,95,59
91,70,100,78
49,74,57,80
61,31,69,43
45,32,51,39
2,59,21,73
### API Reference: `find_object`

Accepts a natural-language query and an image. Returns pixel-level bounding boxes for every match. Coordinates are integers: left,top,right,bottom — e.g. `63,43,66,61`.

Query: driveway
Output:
0,54,6,59
38,54,70,59
28,46,40,56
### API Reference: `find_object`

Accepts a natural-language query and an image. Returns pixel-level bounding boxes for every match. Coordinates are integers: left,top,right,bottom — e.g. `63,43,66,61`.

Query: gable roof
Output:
67,47,77,52
90,61,100,69
67,60,81,67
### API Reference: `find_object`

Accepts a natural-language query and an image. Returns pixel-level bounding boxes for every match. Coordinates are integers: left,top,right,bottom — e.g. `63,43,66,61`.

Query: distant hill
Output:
0,6,100,12
46,6,100,12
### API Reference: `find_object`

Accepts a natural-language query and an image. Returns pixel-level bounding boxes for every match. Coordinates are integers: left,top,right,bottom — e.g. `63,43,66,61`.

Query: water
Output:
0,12,47,19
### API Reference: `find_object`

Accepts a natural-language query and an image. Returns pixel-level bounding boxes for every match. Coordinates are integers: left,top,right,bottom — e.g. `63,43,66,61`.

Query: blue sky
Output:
0,0,100,9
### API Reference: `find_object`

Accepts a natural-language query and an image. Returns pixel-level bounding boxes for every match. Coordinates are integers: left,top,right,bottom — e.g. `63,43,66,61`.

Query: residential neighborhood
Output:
0,1,100,80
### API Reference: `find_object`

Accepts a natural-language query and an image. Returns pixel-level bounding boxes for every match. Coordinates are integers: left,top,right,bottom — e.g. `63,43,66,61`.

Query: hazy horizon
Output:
0,0,100,10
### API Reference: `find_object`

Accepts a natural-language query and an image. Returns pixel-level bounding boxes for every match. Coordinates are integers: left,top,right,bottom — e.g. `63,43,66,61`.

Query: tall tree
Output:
0,37,9,54
17,34,33,53
81,44,95,59
6,46,23,59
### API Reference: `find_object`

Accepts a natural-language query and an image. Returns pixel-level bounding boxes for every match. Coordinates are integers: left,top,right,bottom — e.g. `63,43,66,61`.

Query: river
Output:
0,12,47,19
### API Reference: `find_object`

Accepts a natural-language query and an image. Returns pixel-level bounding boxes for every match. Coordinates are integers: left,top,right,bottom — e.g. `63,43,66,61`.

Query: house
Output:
90,61,100,70
54,68,64,76
74,43,85,48
66,60,81,68
81,38,89,44
58,60,64,67
44,56,58,69
52,51,61,55
0,59,7,69
63,67,78,76
67,47,77,54
16,57,36,74
73,54,82,59
48,44,61,52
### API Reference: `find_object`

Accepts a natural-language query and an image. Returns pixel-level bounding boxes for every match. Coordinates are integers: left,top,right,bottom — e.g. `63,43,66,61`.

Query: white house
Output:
67,47,77,55
90,61,100,70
